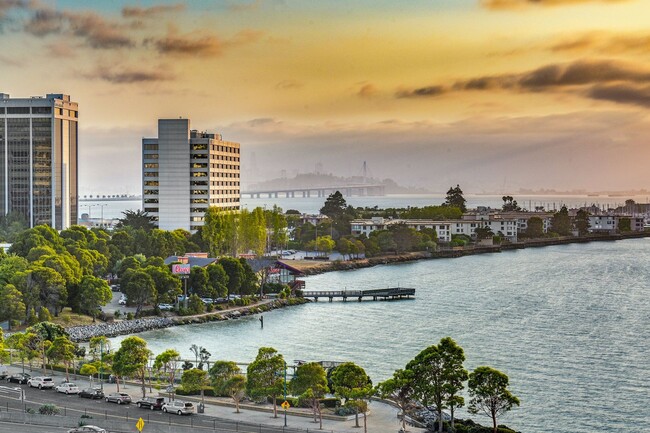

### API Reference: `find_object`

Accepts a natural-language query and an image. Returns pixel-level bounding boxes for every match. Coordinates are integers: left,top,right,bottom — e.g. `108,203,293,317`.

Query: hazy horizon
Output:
2,0,650,195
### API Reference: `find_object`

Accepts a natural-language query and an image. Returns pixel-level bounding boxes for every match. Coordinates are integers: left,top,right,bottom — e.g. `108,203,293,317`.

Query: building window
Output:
144,163,159,169
144,144,158,150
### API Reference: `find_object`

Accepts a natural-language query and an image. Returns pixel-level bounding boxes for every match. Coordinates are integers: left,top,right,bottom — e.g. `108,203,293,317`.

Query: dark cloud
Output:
398,60,650,108
22,6,134,49
589,84,650,107
481,0,629,10
151,29,262,56
121,4,186,18
93,68,173,84
396,85,446,98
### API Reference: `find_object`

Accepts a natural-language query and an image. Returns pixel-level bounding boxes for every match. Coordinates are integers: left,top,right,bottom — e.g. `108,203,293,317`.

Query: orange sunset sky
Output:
2,0,650,194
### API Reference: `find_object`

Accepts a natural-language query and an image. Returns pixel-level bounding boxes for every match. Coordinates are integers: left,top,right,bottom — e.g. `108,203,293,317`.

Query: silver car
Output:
162,400,195,415
105,392,132,404
67,426,107,433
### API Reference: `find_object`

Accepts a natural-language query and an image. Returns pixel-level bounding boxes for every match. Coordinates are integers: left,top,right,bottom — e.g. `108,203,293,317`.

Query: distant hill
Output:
249,173,431,194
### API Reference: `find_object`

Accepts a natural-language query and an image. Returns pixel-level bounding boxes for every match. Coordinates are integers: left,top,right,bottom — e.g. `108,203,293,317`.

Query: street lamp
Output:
98,203,108,228
99,339,104,391
283,360,288,427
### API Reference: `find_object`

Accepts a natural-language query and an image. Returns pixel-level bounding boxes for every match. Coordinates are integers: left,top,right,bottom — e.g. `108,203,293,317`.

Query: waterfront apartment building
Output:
142,119,240,232
0,93,78,229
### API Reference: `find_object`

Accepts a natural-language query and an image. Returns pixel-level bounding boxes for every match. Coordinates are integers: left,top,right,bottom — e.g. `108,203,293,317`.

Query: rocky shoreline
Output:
67,298,307,342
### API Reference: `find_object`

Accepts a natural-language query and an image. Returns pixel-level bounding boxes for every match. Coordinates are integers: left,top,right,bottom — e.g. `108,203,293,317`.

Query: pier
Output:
303,287,415,302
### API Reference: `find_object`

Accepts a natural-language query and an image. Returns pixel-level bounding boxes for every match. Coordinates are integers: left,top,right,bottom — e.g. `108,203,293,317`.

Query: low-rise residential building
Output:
588,215,644,233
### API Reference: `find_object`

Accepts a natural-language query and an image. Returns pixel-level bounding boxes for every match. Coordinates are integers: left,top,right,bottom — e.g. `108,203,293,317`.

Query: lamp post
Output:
99,339,104,391
98,203,107,228
283,360,287,427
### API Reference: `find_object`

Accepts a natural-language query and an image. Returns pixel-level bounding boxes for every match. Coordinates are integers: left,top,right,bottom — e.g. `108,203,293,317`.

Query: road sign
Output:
281,400,290,410
136,417,145,432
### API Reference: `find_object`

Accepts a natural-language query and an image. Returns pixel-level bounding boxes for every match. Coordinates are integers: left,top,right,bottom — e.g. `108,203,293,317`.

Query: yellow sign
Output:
136,417,145,432
281,400,290,410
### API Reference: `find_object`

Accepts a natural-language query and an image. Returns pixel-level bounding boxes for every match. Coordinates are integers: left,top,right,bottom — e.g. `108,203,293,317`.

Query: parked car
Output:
136,396,165,410
0,364,8,379
200,298,213,305
118,295,127,305
79,388,104,399
105,392,131,404
55,382,80,394
157,303,174,311
28,376,54,389
162,400,195,415
6,373,30,384
67,426,107,433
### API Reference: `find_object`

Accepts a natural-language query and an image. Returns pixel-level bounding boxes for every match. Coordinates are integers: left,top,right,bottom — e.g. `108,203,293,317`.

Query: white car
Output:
56,382,80,394
67,426,108,433
28,376,54,389
158,303,174,311
118,296,127,305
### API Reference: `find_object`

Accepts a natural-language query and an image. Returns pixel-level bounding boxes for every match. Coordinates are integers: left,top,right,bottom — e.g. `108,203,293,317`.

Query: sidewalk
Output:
6,364,424,433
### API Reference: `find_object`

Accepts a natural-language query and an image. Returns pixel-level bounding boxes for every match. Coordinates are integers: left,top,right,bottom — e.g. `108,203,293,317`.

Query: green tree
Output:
115,210,155,231
206,263,228,298
444,184,467,213
203,208,237,257
181,368,209,400
121,268,156,316
439,337,468,431
239,258,258,296
525,216,545,238
144,265,181,304
78,275,112,321
574,209,591,236
246,347,285,418
474,226,494,241
468,366,520,433
187,294,206,315
551,205,572,236
113,336,151,397
290,362,329,428
46,336,76,382
0,283,26,327
320,191,347,220
190,266,209,297
218,257,244,297
377,368,417,433
209,360,242,396
89,336,111,362
154,349,181,387
618,217,631,232
330,362,373,428
223,375,247,413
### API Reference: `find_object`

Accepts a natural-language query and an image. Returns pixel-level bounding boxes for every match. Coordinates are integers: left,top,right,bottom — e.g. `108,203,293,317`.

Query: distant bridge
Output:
303,287,415,302
242,184,385,199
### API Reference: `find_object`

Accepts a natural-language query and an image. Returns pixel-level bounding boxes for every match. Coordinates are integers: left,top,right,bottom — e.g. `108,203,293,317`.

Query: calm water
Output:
111,238,650,433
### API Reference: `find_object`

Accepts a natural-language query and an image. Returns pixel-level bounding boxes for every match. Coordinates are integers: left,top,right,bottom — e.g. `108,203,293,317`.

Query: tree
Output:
618,217,631,232
0,283,26,327
209,360,242,396
218,257,244,297
407,337,468,433
121,268,156,316
206,264,228,298
239,258,258,296
189,266,209,297
145,265,181,304
320,191,347,220
501,196,521,212
474,226,494,241
551,205,572,236
377,368,417,433
574,209,591,236
330,362,373,428
154,349,181,387
203,208,237,257
525,216,544,238
78,275,112,321
246,347,285,418
223,375,247,413
444,184,467,213
181,368,209,401
468,366,520,433
189,344,211,370
113,337,151,398
46,336,76,382
115,210,155,231
290,362,329,428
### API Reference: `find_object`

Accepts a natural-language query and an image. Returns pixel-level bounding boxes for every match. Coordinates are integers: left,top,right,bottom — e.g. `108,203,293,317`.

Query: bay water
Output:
110,238,650,433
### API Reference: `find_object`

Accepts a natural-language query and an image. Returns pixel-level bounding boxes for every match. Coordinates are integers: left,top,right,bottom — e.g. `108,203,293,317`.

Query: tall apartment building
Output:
142,118,241,232
0,93,78,229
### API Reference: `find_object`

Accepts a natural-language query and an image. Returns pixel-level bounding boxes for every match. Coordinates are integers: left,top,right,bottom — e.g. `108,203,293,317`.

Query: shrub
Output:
126,312,134,320
38,404,60,415
114,310,121,319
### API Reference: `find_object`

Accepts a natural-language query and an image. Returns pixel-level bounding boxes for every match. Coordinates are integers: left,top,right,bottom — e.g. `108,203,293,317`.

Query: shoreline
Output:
285,231,650,276
66,298,308,342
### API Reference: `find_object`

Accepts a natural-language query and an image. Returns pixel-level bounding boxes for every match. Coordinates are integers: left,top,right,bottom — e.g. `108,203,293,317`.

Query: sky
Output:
2,0,650,194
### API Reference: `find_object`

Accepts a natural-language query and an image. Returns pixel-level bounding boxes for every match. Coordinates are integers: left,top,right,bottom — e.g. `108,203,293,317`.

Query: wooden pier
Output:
303,287,415,302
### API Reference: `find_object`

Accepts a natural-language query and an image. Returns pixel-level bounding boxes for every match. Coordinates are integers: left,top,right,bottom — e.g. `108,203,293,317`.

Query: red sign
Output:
172,264,191,275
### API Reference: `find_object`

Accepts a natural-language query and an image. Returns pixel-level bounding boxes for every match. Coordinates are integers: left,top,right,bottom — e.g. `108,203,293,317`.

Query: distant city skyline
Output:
2,0,650,194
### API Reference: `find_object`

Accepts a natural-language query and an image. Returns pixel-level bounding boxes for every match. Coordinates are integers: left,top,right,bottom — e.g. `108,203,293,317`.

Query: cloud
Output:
481,0,629,10
90,67,173,84
397,60,650,107
589,84,650,107
0,53,23,66
275,79,302,89
23,6,135,48
151,28,263,56
357,83,379,99
121,4,186,18
549,32,650,54
46,41,76,58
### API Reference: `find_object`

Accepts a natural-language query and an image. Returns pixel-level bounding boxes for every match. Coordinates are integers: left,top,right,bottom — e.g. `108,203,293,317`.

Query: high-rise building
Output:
0,93,78,230
142,118,241,232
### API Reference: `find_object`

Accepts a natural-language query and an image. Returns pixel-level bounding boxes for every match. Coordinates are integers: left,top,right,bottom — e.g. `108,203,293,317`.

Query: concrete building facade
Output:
0,93,78,229
143,119,240,232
